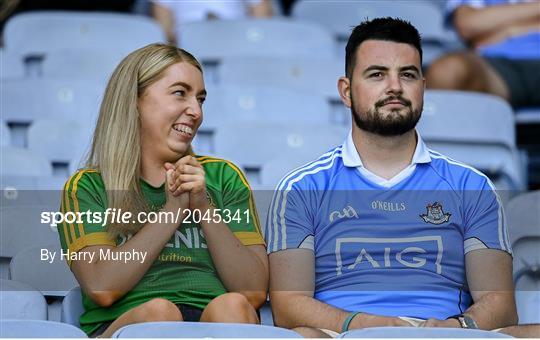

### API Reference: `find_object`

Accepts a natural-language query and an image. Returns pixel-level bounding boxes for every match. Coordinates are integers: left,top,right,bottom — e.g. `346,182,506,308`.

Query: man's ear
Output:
338,76,352,108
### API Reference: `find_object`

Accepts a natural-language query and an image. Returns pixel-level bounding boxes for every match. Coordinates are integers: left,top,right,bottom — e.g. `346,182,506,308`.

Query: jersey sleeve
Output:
218,161,265,246
58,170,116,266
265,178,316,254
463,177,512,255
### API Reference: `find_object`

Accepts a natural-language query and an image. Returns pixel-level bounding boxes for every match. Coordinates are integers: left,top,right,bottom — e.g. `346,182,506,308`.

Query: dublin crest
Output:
420,202,451,225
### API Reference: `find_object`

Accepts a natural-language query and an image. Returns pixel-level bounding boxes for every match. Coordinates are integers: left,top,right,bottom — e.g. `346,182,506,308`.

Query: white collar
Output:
341,129,431,187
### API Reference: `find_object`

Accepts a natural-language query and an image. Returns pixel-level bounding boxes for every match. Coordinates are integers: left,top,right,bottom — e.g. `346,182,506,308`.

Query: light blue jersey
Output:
265,131,511,320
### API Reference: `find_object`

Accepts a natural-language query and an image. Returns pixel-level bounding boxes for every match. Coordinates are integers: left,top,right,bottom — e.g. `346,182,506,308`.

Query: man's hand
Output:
419,318,461,328
349,314,412,329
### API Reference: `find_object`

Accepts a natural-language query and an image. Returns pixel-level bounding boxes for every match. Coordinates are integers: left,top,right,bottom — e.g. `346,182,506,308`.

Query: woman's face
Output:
138,61,206,163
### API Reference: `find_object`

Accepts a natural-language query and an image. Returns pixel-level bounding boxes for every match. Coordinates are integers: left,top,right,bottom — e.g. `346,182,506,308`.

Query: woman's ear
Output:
338,76,352,108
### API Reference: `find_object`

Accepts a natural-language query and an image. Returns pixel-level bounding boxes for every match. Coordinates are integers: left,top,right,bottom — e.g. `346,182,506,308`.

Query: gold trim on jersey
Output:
66,232,116,266
233,231,265,246
196,156,263,240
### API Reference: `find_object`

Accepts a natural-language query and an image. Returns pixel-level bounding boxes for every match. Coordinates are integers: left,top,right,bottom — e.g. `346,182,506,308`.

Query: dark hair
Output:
345,17,422,79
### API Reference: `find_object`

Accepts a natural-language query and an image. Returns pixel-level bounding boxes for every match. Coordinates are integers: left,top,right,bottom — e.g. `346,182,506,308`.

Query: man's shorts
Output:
89,303,203,338
485,57,540,108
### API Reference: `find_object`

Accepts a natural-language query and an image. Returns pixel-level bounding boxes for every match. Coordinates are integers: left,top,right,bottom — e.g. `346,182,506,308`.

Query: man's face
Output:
344,39,425,136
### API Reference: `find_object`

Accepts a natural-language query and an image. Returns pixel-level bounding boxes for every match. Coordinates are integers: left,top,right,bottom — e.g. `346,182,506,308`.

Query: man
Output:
266,18,517,337
426,0,540,108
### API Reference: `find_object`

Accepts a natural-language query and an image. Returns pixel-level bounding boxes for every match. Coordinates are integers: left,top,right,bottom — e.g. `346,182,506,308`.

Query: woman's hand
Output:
164,162,189,212
168,155,209,211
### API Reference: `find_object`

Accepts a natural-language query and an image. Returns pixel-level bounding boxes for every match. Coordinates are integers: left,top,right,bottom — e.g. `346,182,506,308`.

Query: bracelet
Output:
341,311,362,333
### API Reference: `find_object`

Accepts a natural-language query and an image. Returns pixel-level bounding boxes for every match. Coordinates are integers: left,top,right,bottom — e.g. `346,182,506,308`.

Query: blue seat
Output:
1,146,53,176
516,107,540,124
217,57,348,125
0,48,24,78
112,321,302,338
418,90,524,192
0,279,47,320
10,245,78,298
292,0,450,65
1,122,9,146
0,320,87,338
3,11,165,75
180,19,336,62
507,191,540,324
61,287,84,328
27,119,93,177
338,326,512,338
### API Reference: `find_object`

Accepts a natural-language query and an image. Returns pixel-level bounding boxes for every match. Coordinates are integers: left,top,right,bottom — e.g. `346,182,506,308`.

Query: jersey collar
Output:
342,129,432,168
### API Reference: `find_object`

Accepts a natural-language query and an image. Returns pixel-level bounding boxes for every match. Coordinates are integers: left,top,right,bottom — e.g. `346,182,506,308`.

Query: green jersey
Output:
58,156,264,335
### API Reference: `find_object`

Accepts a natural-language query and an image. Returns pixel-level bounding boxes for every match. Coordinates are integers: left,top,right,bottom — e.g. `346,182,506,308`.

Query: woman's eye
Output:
197,97,206,105
173,90,185,96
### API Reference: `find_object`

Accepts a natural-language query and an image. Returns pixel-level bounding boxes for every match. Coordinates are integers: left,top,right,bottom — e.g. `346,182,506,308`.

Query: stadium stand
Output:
27,119,92,176
0,146,52,176
60,287,84,328
211,122,347,186
337,326,512,338
3,11,165,75
111,321,303,338
0,279,47,320
291,0,454,65
217,57,348,124
507,191,540,324
0,319,87,338
418,90,525,193
0,205,60,278
0,122,9,146
10,244,78,297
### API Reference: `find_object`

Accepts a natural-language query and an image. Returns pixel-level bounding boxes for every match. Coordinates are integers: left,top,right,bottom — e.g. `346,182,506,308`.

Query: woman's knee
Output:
135,298,183,322
202,293,258,323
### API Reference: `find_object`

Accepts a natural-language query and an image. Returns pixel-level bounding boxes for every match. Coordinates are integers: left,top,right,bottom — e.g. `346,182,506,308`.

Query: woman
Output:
58,43,268,337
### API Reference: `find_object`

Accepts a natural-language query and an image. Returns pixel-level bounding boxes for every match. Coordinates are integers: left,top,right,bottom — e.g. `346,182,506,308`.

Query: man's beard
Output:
351,95,422,136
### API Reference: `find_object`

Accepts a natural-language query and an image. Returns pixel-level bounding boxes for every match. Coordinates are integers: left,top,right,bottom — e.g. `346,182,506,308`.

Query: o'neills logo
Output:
420,202,451,225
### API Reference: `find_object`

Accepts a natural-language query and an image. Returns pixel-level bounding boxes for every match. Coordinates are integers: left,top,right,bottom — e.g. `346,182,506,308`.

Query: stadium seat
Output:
291,0,450,65
212,122,346,186
0,279,47,320
516,107,540,124
418,90,524,192
338,326,512,338
27,119,93,176
195,84,332,154
0,205,61,278
1,78,103,125
10,244,78,297
179,19,336,62
60,287,84,328
112,321,302,338
1,122,9,146
3,11,165,74
507,191,540,324
217,57,348,125
0,320,87,338
42,49,123,83
0,48,24,78
0,146,53,176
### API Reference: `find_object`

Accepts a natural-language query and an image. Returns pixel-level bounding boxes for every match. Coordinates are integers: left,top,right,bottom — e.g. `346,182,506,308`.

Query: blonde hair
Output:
87,43,203,238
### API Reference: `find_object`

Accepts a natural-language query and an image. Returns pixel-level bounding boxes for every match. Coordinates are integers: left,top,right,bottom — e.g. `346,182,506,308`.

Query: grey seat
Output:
0,279,47,320
338,326,512,338
0,320,87,338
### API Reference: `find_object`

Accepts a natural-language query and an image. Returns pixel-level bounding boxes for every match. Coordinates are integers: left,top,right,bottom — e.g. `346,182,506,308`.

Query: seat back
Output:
0,320,87,338
60,287,84,328
10,244,78,297
0,279,47,320
112,321,302,338
338,326,512,338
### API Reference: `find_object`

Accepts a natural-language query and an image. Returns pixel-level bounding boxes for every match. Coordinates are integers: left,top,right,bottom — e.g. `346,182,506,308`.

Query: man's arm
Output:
453,3,540,46
269,249,409,332
422,249,517,330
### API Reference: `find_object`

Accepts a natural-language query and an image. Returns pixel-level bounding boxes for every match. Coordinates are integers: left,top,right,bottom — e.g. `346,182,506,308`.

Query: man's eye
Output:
402,72,416,78
370,72,382,78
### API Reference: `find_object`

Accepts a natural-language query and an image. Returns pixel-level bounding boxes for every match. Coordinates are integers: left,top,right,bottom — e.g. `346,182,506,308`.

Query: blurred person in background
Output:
426,0,540,108
59,43,268,337
152,0,273,45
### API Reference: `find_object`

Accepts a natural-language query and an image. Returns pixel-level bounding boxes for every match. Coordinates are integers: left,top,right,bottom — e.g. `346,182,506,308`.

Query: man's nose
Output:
386,73,404,95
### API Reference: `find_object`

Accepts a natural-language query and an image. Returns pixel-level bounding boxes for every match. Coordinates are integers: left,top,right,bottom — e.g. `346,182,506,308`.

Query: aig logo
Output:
329,205,359,222
335,236,443,276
